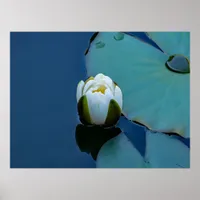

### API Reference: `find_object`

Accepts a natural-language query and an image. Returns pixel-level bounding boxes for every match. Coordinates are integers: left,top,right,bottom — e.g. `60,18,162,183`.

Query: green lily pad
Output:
85,32,190,138
96,133,146,168
146,32,190,58
145,130,190,168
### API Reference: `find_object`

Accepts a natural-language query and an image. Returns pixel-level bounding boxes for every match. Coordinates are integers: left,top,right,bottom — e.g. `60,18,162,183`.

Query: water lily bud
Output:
76,73,123,127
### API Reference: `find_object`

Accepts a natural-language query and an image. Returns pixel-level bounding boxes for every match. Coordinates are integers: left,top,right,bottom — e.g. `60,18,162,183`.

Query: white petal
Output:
82,80,96,94
86,90,109,125
113,85,123,109
94,73,115,92
104,88,114,101
76,80,85,102
103,75,114,85
94,73,106,81
103,75,115,91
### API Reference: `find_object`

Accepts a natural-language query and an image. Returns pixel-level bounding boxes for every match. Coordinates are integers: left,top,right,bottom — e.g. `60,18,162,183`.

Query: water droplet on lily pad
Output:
114,32,124,41
95,41,105,49
166,55,190,73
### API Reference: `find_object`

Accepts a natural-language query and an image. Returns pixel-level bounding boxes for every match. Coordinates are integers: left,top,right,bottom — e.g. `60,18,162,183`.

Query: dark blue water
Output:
10,32,189,168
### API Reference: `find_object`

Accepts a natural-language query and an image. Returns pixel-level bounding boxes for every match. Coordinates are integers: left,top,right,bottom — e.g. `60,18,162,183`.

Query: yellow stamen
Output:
92,85,107,94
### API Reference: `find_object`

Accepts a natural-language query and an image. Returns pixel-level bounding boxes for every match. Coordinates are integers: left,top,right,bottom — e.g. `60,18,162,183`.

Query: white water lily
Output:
76,73,123,127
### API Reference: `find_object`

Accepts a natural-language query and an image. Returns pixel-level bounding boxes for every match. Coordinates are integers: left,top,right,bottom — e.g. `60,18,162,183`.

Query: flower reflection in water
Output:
75,123,146,168
75,124,121,161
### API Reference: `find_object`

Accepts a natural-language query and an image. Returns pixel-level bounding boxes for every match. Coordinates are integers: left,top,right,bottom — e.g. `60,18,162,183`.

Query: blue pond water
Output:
10,32,189,168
